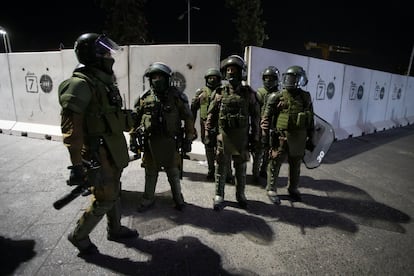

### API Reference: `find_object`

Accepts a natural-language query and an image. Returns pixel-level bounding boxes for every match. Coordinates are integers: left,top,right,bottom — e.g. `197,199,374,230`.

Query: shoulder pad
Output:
170,86,189,103
140,90,151,98
267,91,282,104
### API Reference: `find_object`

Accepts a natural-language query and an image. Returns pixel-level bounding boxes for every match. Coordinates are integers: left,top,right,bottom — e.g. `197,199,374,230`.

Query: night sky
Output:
1,0,412,75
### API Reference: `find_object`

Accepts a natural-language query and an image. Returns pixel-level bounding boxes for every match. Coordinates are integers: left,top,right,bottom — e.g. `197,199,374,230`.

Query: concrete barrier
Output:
245,46,413,141
1,44,412,149
0,54,17,133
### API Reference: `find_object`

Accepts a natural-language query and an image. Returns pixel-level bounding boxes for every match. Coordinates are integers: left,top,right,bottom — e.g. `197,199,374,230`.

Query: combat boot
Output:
137,197,155,212
267,190,281,205
107,225,139,241
213,195,224,211
167,168,186,211
68,233,99,255
236,188,248,209
288,188,302,202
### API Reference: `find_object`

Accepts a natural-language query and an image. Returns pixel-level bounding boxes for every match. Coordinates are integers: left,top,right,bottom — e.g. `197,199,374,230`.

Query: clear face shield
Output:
282,73,299,89
95,35,121,59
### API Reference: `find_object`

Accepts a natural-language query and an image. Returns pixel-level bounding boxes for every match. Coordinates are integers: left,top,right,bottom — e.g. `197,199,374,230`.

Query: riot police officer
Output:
130,62,195,211
252,66,280,183
58,33,138,255
261,65,315,205
205,55,261,211
191,68,222,181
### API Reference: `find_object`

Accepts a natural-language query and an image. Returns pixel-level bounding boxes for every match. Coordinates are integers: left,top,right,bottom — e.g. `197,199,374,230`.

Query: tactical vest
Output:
59,70,130,168
256,87,275,115
140,87,183,138
199,87,213,120
218,86,249,130
276,89,312,130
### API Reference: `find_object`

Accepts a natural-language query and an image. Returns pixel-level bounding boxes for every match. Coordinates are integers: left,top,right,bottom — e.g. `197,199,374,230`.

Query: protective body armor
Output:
218,87,249,131
211,85,259,157
58,67,130,169
136,86,193,169
257,87,278,114
139,87,188,138
194,87,214,120
276,89,312,131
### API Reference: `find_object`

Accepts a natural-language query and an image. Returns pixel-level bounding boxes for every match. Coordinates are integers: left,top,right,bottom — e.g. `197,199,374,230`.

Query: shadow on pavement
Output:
121,190,275,245
80,236,251,276
323,124,414,164
0,236,36,275
301,176,411,233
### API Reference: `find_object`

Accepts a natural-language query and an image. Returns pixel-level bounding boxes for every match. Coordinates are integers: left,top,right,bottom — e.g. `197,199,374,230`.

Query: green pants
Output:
71,146,123,241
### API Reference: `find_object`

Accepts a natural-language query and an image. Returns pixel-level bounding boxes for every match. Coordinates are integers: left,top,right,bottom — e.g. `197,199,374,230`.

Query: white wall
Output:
245,46,413,140
0,44,221,141
0,44,412,143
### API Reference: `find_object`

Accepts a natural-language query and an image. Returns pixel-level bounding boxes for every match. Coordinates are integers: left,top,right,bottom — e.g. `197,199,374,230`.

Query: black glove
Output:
182,139,192,153
67,164,86,186
305,138,315,151
129,137,139,154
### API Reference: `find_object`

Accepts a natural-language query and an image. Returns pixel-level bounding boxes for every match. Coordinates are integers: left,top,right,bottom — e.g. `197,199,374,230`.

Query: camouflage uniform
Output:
261,65,314,204
206,55,261,210
131,62,195,211
191,68,221,181
252,66,280,183
59,33,138,255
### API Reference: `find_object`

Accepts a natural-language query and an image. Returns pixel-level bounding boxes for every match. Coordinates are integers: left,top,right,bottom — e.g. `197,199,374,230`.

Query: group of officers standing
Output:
57,33,314,255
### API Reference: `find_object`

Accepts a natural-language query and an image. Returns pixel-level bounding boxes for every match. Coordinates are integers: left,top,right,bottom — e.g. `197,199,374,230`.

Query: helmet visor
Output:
282,74,298,89
95,35,121,58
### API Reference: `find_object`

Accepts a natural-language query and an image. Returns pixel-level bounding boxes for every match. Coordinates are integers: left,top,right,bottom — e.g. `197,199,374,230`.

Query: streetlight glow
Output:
0,26,12,53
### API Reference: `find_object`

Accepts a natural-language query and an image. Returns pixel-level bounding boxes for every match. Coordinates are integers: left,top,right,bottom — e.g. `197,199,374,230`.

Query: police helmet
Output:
204,68,222,89
262,66,280,81
220,55,247,81
144,62,172,79
220,55,246,71
204,68,222,80
282,65,308,89
74,33,120,65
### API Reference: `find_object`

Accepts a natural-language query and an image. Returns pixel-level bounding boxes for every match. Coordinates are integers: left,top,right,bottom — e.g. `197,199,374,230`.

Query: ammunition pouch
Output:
276,112,289,130
220,113,247,129
277,111,312,130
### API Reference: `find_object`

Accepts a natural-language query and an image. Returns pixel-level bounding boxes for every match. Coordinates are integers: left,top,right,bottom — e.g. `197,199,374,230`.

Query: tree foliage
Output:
225,0,268,52
96,0,151,45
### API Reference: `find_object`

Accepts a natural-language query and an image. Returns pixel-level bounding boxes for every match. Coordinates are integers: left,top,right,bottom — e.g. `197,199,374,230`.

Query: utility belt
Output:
219,113,248,129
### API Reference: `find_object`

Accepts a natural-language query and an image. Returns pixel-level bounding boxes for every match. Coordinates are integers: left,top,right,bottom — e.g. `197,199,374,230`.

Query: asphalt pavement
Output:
0,125,413,275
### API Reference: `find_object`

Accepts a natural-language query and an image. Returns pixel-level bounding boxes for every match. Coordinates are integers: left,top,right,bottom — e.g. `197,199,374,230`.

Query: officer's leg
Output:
68,200,104,255
205,144,216,181
98,154,138,241
287,155,302,201
226,157,234,184
137,167,158,211
68,148,115,254
213,146,229,211
260,145,269,178
166,167,185,210
266,148,286,205
106,198,139,241
252,147,263,181
234,156,248,208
